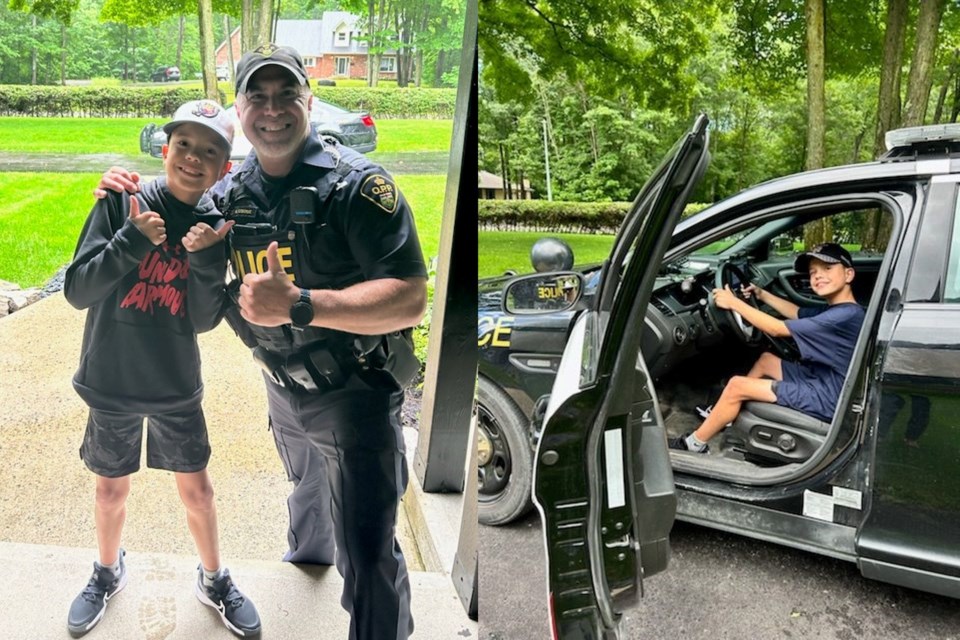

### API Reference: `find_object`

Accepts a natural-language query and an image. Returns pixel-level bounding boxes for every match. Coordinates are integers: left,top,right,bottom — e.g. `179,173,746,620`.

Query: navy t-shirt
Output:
776,302,866,422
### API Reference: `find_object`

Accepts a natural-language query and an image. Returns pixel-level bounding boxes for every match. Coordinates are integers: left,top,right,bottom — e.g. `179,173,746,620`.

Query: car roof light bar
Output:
885,123,960,151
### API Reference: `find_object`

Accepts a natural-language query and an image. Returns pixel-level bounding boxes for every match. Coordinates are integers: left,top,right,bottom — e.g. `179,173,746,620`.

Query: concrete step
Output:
0,294,477,639
0,541,472,639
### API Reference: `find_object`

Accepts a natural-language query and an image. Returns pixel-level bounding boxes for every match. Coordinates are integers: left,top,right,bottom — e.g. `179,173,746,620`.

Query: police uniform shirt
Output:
221,133,428,290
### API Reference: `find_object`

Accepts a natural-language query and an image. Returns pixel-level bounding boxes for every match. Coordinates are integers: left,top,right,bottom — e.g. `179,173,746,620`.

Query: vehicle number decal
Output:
802,490,835,522
604,429,626,509
832,487,863,510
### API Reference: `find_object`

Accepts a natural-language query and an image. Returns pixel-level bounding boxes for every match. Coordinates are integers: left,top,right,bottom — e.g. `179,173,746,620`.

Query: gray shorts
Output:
80,407,211,477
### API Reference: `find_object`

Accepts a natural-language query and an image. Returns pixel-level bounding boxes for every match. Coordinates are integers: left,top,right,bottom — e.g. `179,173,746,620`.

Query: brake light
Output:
361,115,375,127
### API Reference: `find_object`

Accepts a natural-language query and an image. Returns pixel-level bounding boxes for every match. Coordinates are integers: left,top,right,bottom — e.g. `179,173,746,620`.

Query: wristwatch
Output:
289,288,314,327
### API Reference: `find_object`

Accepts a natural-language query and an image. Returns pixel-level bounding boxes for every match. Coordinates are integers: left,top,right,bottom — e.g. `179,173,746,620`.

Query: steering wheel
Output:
711,262,762,345
711,261,800,360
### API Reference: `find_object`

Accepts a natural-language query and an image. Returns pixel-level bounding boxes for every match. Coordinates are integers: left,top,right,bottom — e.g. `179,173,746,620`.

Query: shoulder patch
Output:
360,174,399,214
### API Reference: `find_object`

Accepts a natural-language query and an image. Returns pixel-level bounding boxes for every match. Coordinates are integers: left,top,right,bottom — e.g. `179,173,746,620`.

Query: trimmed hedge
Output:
0,84,456,119
314,87,456,119
0,86,223,117
479,199,711,234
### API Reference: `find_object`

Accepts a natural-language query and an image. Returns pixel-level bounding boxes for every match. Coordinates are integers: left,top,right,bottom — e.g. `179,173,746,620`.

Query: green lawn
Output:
0,118,158,155
368,119,453,153
0,117,453,155
479,230,616,278
0,173,446,289
0,173,99,287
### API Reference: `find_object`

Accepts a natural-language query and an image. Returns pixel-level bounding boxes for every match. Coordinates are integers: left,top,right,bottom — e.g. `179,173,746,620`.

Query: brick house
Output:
215,13,399,82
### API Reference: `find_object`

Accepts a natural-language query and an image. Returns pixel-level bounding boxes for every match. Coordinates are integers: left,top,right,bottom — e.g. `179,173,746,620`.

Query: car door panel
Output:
534,114,710,639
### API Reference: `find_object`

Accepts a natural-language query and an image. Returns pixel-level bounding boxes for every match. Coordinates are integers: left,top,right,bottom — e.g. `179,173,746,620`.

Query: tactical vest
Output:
221,142,366,359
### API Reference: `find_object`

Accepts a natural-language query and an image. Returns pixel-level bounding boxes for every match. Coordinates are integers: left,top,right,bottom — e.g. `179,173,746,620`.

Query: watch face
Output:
290,289,313,326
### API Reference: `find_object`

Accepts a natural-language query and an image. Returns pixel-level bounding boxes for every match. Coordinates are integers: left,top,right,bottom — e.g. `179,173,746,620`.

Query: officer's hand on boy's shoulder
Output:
129,197,166,246
93,166,140,199
183,220,235,253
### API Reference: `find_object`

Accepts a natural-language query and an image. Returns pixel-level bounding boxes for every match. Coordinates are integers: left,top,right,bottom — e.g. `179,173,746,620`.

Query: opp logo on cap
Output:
253,43,279,57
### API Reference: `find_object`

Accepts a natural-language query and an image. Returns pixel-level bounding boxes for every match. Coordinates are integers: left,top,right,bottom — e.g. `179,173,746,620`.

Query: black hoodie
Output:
64,177,228,414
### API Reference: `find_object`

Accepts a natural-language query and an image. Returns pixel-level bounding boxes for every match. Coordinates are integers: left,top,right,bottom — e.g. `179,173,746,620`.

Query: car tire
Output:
478,377,534,526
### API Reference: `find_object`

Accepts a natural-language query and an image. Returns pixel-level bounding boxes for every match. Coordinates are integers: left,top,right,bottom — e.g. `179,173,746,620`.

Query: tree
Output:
803,0,830,247
873,0,908,158
8,0,81,84
903,0,946,127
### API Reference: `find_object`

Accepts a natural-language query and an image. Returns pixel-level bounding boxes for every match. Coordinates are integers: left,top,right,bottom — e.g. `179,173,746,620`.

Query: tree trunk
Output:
933,49,959,123
415,49,423,87
257,0,273,46
873,0,908,158
224,15,236,78
198,0,219,101
434,49,445,87
177,16,185,69
903,0,946,127
31,15,37,85
803,0,827,249
242,0,255,53
60,23,67,86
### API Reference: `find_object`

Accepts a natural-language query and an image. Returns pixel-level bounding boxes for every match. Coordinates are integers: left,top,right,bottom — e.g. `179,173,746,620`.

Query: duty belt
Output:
253,341,350,393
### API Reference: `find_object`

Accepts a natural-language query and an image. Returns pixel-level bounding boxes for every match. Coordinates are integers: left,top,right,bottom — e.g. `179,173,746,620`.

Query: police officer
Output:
97,44,426,640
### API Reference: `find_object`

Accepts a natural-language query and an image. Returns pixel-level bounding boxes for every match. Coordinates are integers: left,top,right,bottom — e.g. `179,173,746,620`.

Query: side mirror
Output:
139,123,158,154
502,272,584,315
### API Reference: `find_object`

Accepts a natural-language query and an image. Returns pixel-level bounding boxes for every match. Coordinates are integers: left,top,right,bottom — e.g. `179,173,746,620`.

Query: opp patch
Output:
360,174,399,214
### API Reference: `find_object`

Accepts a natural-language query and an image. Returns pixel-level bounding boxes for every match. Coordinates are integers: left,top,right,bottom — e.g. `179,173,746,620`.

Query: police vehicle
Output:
478,114,960,638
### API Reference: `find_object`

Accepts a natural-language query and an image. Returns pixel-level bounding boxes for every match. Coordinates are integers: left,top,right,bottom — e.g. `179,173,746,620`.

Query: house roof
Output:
478,170,531,191
215,15,397,61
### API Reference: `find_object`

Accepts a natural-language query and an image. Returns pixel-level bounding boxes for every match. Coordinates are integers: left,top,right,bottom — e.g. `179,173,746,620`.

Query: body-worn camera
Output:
290,186,318,225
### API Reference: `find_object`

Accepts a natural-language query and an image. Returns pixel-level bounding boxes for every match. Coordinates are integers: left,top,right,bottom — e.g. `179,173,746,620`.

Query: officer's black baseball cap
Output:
794,242,854,272
163,99,234,151
235,43,310,95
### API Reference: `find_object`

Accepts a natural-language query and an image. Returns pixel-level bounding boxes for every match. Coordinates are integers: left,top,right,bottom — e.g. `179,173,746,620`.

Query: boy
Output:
63,100,261,637
669,242,866,454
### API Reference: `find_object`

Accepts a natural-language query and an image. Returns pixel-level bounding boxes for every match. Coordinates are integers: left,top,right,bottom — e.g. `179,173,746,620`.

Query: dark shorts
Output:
771,361,837,423
80,407,211,477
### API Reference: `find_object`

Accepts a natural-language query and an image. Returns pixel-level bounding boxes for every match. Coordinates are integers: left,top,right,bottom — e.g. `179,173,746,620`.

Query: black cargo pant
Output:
264,371,414,640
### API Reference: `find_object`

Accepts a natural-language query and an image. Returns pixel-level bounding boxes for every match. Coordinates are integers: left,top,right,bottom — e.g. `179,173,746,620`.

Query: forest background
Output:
479,0,960,253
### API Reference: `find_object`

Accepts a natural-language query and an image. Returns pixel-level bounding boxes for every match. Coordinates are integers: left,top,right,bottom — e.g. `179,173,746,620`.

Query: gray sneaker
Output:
67,549,127,637
195,566,262,637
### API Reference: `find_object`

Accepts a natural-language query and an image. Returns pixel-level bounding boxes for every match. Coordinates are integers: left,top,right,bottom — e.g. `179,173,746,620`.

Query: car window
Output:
944,198,960,302
768,208,889,260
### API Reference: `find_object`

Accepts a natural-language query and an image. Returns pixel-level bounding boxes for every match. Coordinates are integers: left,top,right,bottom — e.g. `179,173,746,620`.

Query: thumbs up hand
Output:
129,196,166,246
183,219,235,253
239,241,301,326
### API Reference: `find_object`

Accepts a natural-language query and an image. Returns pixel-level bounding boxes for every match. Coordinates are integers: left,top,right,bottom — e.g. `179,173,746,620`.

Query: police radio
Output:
290,186,318,225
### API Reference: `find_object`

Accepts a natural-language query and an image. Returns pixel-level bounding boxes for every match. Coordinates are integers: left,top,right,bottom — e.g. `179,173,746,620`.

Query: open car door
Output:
520,115,710,639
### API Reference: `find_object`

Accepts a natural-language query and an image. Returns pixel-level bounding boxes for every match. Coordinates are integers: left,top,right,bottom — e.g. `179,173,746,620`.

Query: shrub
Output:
0,85,224,117
478,199,711,234
0,84,456,119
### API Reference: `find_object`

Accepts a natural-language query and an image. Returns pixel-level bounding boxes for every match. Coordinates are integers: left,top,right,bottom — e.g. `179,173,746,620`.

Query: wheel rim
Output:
477,403,512,501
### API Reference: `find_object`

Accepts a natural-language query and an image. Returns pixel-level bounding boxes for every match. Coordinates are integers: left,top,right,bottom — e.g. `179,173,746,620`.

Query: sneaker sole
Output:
67,571,128,637
194,582,261,637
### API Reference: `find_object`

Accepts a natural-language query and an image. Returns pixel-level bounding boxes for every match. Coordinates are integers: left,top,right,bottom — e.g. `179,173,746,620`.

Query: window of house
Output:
335,57,349,76
302,56,316,67
336,30,349,45
379,56,396,72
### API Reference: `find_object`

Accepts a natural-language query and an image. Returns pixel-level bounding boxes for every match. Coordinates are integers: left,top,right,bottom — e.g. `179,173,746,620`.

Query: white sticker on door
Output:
604,429,626,509
802,490,835,522
832,487,863,510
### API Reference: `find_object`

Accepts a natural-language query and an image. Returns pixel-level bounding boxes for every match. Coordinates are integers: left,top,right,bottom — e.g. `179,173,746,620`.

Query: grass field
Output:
0,173,446,289
478,230,616,278
0,117,453,156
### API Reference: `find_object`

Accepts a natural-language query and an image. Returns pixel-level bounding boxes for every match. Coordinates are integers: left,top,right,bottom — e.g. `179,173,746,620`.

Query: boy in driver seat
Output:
668,243,865,454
